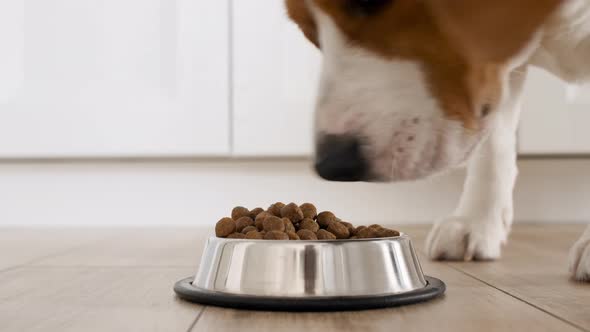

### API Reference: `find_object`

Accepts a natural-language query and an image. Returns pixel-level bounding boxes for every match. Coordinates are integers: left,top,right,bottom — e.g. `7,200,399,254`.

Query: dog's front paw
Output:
569,232,590,282
425,216,508,261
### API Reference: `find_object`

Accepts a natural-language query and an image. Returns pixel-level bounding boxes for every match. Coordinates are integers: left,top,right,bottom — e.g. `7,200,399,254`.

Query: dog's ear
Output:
286,0,320,48
427,0,563,64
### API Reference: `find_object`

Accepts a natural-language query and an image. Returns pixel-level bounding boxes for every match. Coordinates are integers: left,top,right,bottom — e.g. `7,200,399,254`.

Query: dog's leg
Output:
425,70,526,261
569,224,590,281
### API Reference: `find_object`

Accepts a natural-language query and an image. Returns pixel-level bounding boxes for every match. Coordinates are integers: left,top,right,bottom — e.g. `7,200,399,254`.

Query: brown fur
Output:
286,0,319,48
428,0,563,63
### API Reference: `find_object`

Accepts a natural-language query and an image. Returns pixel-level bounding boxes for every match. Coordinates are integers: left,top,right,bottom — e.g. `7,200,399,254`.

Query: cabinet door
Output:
0,0,229,157
519,68,590,155
232,0,320,156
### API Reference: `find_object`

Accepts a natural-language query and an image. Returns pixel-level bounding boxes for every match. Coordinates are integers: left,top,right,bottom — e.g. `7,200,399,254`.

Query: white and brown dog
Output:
286,0,590,281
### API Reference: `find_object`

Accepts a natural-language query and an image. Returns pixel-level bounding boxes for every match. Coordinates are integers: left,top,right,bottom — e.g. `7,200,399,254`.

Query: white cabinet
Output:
0,0,229,157
232,0,320,156
8,1,588,159
519,68,590,155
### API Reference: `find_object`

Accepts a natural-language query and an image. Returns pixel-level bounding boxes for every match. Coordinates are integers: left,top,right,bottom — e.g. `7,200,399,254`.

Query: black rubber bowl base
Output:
174,276,445,312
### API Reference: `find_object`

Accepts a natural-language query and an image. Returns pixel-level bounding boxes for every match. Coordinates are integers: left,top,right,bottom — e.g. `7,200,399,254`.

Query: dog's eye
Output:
347,0,392,15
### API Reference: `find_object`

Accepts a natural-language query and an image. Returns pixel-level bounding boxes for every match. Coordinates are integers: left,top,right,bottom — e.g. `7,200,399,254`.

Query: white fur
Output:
531,0,590,83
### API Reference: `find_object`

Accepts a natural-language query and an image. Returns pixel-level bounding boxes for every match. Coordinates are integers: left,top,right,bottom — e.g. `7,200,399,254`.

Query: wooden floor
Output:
0,225,588,332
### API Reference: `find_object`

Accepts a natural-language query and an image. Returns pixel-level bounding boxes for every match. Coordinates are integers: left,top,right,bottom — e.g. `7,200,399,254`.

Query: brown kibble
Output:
299,203,317,219
283,218,296,233
327,222,350,239
377,228,401,238
215,217,236,237
231,206,250,221
255,212,272,231
245,230,264,239
218,204,401,240
267,202,285,217
280,203,304,223
227,232,246,239
249,207,265,219
353,226,366,236
263,216,286,232
299,218,320,233
235,216,254,233
317,229,337,240
241,225,257,234
341,221,355,236
356,228,369,238
264,230,289,240
297,229,318,240
317,211,337,228
358,227,380,239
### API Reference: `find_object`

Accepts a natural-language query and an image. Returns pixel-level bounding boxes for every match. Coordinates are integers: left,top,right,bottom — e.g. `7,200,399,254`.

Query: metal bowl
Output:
174,234,445,311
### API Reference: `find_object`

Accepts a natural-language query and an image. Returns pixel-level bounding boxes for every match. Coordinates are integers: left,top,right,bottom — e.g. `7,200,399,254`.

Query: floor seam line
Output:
447,264,588,332
186,306,207,332
0,234,120,275
0,265,24,275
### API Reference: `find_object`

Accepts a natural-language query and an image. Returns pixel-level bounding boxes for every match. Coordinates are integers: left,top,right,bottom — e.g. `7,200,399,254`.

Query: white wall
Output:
520,68,590,154
0,159,588,226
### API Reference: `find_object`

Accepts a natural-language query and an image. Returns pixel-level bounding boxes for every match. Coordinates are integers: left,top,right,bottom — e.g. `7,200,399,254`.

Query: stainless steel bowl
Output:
175,234,445,311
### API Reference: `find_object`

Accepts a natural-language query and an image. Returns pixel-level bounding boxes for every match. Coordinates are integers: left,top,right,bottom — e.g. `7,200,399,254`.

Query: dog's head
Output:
287,0,562,181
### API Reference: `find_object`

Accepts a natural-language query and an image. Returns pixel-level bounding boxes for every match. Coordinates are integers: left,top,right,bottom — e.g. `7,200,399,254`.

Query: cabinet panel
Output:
0,0,229,157
519,68,590,155
232,0,320,156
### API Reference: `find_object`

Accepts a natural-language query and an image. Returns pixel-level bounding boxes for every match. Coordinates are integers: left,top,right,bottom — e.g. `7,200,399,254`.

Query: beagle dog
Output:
286,0,590,281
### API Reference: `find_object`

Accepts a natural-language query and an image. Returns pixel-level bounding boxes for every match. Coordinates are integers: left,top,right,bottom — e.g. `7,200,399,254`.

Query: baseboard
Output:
0,159,588,226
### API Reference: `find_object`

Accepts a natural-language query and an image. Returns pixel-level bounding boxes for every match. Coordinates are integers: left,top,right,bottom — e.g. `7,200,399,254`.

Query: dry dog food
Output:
215,202,401,241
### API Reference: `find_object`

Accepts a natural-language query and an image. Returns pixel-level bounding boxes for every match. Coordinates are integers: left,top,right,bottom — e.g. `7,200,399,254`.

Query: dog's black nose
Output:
315,135,368,182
